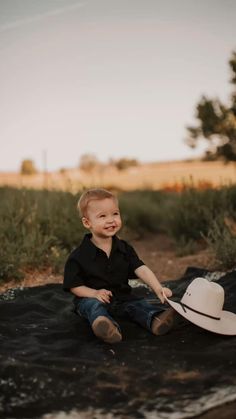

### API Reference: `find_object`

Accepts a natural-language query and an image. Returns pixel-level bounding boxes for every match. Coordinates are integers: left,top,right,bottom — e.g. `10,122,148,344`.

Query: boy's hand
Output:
94,289,113,304
156,286,172,304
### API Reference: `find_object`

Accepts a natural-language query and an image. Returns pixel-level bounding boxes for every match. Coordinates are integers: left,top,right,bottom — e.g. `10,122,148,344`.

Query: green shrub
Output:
0,187,85,281
167,188,223,242
207,216,236,269
175,237,199,257
119,190,168,236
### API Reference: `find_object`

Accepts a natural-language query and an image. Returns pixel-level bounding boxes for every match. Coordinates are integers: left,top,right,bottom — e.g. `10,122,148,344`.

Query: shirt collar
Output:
112,235,126,254
80,233,97,259
80,233,126,260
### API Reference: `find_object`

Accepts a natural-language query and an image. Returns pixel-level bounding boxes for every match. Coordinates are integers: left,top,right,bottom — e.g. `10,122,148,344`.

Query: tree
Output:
20,159,37,175
113,157,139,171
79,153,100,172
186,51,236,161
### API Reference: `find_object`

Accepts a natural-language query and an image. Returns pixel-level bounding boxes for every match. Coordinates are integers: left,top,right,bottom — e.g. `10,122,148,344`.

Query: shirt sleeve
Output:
126,243,145,278
63,257,85,291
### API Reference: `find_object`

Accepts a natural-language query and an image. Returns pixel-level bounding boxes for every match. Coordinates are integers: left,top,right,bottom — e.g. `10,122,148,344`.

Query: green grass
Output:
1,185,236,282
206,216,236,269
0,188,85,281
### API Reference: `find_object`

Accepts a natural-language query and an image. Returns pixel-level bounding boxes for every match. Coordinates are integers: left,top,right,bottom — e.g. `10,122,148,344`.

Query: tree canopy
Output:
186,51,236,161
20,159,37,175
79,153,100,172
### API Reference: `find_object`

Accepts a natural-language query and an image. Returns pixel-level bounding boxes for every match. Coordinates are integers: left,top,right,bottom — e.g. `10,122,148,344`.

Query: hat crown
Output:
181,277,224,319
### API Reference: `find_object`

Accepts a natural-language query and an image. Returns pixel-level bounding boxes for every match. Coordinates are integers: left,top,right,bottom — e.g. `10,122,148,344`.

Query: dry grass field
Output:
1,160,236,192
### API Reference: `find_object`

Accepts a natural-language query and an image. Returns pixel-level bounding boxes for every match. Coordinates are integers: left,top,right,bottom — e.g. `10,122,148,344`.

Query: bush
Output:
20,159,37,175
175,237,198,257
119,190,170,236
206,216,236,269
114,158,139,171
167,187,223,242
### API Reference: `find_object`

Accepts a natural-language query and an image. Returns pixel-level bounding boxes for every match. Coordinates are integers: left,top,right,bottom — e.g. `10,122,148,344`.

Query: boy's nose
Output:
107,216,115,224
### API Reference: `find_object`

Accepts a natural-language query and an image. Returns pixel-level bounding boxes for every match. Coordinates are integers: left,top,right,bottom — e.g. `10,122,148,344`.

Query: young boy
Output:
63,188,175,344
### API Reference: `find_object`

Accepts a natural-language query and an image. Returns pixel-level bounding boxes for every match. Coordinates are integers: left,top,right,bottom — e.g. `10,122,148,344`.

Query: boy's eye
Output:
113,212,119,216
99,214,106,218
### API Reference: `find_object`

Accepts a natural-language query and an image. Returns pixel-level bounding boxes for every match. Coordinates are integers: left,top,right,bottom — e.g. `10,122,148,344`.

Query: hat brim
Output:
165,296,236,336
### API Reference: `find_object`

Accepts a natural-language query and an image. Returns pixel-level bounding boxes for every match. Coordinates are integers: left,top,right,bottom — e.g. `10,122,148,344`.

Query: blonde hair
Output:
77,188,117,217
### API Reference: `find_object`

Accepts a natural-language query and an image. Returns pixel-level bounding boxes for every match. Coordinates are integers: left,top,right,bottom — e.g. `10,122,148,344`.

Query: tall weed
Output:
119,190,173,236
206,215,236,269
167,188,224,242
0,188,84,281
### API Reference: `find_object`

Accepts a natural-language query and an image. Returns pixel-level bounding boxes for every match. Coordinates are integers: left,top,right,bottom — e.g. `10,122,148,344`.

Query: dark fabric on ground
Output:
0,268,236,419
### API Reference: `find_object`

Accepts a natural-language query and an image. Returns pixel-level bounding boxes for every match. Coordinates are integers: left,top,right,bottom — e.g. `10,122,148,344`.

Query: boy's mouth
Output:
105,226,116,231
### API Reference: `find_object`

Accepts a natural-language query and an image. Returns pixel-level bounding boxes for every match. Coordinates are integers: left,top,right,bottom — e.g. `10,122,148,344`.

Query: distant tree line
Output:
19,155,139,175
79,153,139,172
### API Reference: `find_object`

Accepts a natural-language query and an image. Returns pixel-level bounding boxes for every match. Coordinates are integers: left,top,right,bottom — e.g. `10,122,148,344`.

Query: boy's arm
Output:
71,285,112,304
135,265,172,303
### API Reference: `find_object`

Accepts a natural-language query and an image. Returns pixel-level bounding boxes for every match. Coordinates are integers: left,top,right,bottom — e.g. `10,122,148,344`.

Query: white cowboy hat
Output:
164,277,236,335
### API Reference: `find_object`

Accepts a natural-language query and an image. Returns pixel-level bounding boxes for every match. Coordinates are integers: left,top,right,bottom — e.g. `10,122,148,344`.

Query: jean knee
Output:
124,299,158,330
79,298,101,314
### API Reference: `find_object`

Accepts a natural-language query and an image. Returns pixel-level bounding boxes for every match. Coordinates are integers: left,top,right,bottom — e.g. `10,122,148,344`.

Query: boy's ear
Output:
82,217,90,229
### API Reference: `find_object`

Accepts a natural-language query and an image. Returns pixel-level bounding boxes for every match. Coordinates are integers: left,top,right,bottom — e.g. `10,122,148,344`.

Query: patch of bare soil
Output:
132,233,216,281
0,234,216,294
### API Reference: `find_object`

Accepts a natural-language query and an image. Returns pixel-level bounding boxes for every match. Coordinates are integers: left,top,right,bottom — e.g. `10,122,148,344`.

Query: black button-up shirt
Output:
63,233,144,298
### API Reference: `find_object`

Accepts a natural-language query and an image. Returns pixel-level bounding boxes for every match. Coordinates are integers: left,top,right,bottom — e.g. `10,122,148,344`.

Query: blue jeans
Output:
75,296,168,333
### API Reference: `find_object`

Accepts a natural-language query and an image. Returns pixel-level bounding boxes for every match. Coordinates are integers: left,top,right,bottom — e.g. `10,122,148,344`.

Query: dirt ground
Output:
132,233,215,281
0,233,216,294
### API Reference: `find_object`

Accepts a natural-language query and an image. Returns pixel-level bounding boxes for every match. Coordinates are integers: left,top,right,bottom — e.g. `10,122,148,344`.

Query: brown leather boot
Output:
151,308,176,336
92,316,122,343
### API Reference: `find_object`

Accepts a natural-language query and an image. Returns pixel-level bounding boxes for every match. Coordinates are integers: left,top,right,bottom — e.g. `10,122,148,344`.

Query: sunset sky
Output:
0,0,236,171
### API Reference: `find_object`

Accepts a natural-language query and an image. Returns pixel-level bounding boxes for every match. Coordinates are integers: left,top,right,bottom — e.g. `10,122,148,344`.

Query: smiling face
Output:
82,197,122,239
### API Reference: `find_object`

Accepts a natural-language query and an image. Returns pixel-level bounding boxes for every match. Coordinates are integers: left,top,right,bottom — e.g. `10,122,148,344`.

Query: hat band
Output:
180,303,220,320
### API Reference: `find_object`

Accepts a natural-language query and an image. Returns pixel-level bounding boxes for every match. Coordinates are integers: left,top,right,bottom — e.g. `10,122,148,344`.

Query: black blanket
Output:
1,267,236,419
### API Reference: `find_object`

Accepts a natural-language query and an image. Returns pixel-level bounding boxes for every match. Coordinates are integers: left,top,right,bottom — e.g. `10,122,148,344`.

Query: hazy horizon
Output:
1,0,236,172
0,155,209,174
